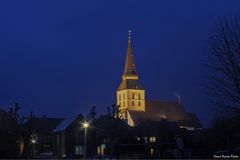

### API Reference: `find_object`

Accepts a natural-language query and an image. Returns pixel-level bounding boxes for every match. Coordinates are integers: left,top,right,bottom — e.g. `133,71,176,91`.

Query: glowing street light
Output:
83,121,89,129
31,139,36,144
82,121,89,158
30,135,37,158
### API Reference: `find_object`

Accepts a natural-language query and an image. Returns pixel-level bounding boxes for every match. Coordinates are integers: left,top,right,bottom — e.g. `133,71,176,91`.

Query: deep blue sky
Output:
0,0,240,126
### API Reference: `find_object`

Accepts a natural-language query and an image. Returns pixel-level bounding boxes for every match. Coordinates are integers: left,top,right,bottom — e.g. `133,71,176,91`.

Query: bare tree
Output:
207,14,240,116
87,106,97,120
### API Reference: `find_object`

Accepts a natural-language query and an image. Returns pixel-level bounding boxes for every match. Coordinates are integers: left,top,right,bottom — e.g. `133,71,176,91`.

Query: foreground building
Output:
53,115,85,158
26,116,63,158
116,30,202,129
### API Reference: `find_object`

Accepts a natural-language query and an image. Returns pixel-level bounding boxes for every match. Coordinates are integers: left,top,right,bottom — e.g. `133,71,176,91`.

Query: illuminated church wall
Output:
117,89,145,112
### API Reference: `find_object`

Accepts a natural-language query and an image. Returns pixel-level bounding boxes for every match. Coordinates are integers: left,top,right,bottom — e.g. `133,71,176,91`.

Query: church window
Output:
132,101,134,106
138,101,141,106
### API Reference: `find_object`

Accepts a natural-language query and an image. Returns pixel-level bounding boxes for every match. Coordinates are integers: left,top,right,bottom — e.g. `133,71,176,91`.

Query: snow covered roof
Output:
53,116,77,133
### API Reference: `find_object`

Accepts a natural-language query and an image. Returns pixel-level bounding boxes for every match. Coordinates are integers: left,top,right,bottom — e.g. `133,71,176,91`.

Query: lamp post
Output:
31,139,36,158
82,121,89,158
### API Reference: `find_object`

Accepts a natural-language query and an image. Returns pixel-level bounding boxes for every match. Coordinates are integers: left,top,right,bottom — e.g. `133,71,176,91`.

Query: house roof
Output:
0,108,6,116
128,100,202,128
145,100,186,121
33,117,63,134
0,108,7,123
53,116,78,133
183,113,202,128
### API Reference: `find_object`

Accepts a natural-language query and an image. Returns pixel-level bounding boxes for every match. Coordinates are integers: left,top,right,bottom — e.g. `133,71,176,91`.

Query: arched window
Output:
132,93,135,99
139,93,141,99
132,101,134,106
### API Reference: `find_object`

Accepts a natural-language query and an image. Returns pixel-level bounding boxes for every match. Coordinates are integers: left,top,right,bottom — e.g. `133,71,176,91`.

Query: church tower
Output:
117,30,145,119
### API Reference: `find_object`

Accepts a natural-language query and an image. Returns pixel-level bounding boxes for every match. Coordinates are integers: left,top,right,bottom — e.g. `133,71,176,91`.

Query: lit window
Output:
150,148,154,155
97,145,105,156
149,137,156,143
97,146,101,155
100,144,106,156
75,145,83,155
138,101,141,106
136,137,140,141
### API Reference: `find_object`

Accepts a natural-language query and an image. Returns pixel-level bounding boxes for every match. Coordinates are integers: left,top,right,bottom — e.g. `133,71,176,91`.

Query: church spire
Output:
128,29,131,43
122,30,139,80
117,30,145,117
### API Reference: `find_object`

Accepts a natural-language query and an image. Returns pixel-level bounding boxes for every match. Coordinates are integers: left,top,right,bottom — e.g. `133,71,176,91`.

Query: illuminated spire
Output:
122,29,138,80
117,29,144,91
128,29,131,43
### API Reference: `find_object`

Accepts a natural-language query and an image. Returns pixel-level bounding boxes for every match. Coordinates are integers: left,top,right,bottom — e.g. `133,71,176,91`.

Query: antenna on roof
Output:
174,92,182,104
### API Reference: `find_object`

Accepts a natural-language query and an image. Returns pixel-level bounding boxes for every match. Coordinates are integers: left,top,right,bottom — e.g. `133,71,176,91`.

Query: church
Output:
116,30,202,130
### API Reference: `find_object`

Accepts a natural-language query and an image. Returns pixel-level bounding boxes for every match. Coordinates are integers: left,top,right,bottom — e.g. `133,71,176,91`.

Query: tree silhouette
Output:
88,106,97,120
0,103,35,158
207,14,240,116
207,14,240,152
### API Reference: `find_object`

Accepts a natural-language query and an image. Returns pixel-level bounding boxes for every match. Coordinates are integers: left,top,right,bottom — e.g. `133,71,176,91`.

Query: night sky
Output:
0,0,240,126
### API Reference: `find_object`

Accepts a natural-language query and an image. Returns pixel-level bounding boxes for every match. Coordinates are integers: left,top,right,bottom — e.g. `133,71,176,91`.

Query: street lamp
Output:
31,138,36,158
83,121,89,129
31,139,36,144
82,121,89,158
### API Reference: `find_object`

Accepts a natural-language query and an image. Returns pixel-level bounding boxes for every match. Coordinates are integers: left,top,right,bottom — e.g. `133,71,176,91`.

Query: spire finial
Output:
128,29,131,43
